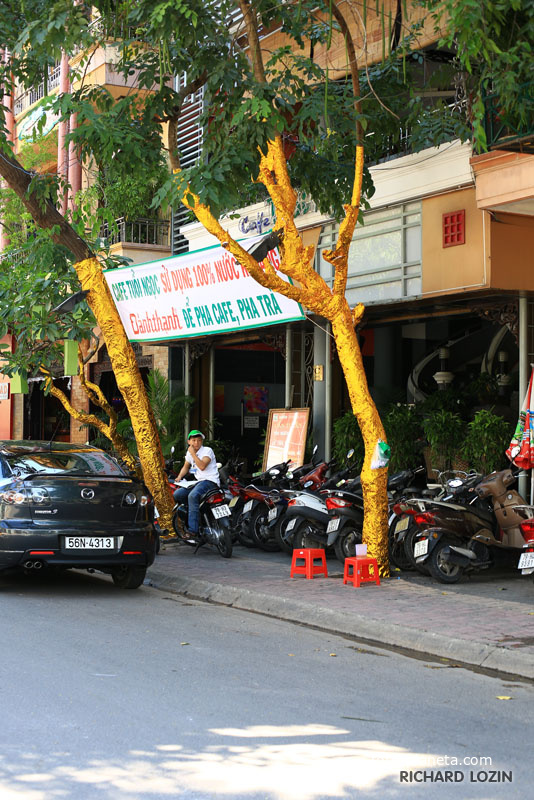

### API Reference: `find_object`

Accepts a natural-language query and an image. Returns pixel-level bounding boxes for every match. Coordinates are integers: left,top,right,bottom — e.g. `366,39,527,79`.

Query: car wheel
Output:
111,566,147,589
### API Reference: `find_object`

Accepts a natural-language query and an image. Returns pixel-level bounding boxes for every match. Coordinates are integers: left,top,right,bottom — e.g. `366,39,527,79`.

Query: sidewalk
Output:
147,541,534,680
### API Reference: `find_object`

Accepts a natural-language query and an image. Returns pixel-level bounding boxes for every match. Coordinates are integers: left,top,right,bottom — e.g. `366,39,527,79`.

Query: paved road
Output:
149,543,534,679
1,569,532,799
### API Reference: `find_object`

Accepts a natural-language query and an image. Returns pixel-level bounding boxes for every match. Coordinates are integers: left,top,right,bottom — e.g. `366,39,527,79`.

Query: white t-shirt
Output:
185,446,220,486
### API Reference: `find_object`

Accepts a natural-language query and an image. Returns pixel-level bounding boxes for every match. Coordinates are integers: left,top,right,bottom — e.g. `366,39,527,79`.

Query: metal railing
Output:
100,218,170,247
13,62,61,116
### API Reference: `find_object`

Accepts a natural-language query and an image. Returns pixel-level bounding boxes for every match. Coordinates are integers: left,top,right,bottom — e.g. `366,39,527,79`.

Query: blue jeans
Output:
173,480,218,534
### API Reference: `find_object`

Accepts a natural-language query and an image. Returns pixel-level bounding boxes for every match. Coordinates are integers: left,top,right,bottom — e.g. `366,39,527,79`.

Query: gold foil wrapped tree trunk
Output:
181,135,389,575
0,148,175,533
73,257,175,531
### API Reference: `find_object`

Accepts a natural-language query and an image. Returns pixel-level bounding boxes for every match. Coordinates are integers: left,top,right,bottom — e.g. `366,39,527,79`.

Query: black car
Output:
0,441,157,589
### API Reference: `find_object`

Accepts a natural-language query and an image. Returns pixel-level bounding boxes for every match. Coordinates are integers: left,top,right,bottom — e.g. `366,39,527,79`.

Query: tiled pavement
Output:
147,542,534,680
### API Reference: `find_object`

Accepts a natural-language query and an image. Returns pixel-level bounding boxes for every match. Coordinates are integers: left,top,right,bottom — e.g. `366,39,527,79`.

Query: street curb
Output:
147,569,534,681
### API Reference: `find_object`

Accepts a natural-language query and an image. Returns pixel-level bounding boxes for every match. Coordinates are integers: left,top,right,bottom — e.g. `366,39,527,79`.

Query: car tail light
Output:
413,512,435,526
519,518,534,543
325,496,351,509
206,492,225,504
1,489,29,505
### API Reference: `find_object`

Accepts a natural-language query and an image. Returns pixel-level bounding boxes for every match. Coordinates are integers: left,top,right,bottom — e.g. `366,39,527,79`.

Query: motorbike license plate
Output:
414,539,429,558
243,500,253,513
395,516,409,533
212,505,231,519
326,517,340,533
268,507,277,521
64,536,115,549
228,496,239,508
285,518,297,532
518,551,534,570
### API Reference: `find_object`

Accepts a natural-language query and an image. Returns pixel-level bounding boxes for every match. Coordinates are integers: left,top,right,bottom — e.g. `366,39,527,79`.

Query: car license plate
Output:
518,551,534,570
395,516,409,533
212,505,231,519
414,539,428,558
244,500,253,513
326,517,340,533
285,518,297,532
268,507,277,521
64,536,115,549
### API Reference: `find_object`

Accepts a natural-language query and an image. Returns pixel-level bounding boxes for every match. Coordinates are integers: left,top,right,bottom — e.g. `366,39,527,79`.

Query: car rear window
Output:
6,451,127,477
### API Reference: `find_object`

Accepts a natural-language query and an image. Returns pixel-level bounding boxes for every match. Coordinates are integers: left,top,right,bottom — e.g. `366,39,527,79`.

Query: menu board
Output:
263,408,310,471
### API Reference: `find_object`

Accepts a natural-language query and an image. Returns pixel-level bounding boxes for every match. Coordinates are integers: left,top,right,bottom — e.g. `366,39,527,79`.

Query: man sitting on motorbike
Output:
173,430,220,538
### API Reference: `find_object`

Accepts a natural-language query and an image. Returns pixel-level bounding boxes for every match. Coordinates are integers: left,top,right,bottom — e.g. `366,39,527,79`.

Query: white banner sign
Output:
103,237,305,342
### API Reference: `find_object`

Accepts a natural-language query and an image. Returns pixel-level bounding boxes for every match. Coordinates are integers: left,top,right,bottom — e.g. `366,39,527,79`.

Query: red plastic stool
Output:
290,548,328,580
343,556,380,587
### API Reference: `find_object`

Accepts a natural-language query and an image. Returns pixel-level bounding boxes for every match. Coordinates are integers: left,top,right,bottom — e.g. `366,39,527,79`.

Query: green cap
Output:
187,430,205,440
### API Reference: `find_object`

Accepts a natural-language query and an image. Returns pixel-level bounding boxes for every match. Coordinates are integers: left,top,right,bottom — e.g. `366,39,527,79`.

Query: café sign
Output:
104,236,305,343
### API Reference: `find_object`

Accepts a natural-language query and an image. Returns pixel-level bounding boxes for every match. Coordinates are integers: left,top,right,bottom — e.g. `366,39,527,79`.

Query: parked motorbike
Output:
270,447,335,553
398,468,529,582
510,505,534,581
233,460,294,551
387,468,459,571
281,450,360,562
172,481,234,558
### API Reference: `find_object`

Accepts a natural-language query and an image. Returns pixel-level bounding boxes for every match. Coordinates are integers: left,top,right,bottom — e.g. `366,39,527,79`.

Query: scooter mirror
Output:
171,446,175,454
346,449,355,459
312,445,318,455
270,468,280,476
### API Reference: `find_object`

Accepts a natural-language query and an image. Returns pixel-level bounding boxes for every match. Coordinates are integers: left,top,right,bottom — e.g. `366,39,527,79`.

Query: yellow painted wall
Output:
421,188,488,297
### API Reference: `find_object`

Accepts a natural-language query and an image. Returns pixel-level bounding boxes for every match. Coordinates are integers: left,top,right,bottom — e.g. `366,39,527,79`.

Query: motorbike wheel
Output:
293,523,325,550
334,525,363,564
274,516,295,554
111,566,147,589
388,517,413,571
428,540,463,584
234,512,256,548
403,524,430,575
214,521,233,558
250,505,281,552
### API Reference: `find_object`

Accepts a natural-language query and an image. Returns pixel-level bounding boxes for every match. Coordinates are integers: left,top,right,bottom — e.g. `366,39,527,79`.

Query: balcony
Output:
13,63,61,116
100,218,170,247
483,81,534,154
